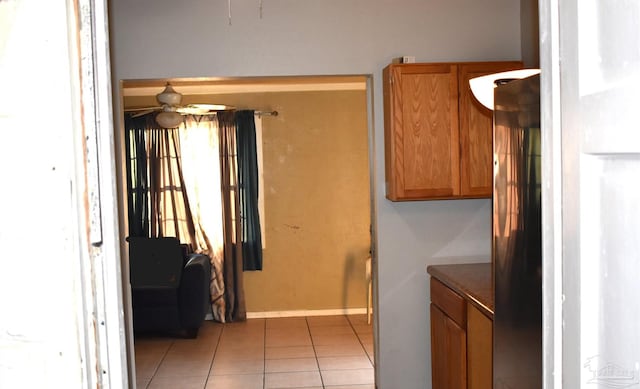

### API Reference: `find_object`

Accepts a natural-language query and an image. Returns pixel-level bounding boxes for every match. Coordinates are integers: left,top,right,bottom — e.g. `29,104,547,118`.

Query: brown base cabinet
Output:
430,278,493,389
431,304,467,389
383,61,522,201
466,303,492,389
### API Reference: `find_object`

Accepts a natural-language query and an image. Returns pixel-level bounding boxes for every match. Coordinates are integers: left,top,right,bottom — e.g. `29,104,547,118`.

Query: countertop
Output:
427,263,493,318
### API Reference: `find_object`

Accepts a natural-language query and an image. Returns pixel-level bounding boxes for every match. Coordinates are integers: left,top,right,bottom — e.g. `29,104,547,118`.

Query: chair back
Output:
128,237,184,288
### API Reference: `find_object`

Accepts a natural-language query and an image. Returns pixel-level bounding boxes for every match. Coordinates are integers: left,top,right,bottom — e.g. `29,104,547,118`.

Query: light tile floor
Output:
135,314,375,389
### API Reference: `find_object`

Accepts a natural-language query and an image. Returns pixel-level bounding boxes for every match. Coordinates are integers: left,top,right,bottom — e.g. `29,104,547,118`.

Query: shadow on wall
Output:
342,250,370,310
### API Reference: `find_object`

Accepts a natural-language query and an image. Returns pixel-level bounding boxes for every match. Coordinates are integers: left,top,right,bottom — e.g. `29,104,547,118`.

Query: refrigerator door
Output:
493,74,542,389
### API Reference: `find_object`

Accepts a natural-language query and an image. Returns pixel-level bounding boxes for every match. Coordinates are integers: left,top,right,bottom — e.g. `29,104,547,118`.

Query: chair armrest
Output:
184,253,210,272
178,254,212,329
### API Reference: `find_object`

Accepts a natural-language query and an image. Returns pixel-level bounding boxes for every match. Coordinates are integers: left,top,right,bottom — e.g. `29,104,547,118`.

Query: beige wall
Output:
125,89,371,312
247,90,371,312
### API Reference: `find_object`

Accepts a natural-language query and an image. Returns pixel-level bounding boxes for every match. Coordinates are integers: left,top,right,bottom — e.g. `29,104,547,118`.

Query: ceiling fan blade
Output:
124,106,162,118
177,104,236,115
124,106,161,112
176,106,210,115
130,110,157,118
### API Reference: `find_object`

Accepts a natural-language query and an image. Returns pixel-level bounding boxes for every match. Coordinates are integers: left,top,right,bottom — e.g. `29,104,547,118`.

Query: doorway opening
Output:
118,75,378,387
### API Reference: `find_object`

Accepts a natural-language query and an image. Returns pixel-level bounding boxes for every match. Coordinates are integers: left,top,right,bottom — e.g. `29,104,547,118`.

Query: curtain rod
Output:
176,109,277,116
127,109,278,119
255,110,278,117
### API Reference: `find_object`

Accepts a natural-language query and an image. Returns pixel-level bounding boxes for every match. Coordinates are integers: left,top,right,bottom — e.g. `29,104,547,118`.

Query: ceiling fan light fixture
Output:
156,111,183,128
156,83,182,106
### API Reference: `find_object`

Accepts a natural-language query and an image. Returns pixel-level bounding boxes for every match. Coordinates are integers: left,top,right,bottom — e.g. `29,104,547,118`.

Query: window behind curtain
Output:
124,116,196,247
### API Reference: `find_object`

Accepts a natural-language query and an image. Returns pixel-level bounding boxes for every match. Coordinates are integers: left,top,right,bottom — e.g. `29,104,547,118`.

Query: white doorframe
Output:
539,0,563,388
0,0,128,388
540,1,640,388
73,0,130,386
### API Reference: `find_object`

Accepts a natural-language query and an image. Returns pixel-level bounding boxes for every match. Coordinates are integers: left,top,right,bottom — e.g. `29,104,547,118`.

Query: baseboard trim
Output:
246,308,367,319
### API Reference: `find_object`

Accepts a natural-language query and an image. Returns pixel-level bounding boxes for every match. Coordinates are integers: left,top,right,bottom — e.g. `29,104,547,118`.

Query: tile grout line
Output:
146,338,175,387
202,323,224,389
306,316,327,389
263,318,267,389
347,315,375,367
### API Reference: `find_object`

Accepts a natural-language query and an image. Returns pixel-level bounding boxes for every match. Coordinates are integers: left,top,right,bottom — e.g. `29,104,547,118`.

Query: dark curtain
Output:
124,115,197,249
235,110,263,271
217,111,247,322
125,115,151,237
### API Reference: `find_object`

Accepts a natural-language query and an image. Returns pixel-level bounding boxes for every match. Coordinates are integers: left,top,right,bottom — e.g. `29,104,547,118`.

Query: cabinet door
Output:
467,304,493,389
431,304,467,389
384,64,460,200
458,62,522,197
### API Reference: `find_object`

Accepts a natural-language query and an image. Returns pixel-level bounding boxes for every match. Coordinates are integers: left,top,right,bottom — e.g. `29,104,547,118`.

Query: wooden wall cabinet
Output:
430,278,493,389
383,61,522,201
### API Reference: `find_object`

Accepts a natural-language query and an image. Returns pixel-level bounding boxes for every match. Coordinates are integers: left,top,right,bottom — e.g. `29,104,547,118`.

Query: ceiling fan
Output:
124,83,233,128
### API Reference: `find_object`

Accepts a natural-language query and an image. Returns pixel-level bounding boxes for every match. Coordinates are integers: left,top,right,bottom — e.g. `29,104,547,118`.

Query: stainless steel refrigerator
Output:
492,74,542,389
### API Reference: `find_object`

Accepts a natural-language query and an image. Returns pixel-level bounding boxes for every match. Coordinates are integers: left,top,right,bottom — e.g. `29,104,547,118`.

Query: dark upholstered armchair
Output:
128,237,211,338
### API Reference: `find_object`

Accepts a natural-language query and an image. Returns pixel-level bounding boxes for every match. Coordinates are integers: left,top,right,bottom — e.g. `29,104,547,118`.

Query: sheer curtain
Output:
178,116,227,322
147,127,197,243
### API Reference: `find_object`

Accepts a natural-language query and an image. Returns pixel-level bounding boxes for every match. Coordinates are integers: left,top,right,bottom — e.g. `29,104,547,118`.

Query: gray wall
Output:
109,1,520,387
521,0,540,67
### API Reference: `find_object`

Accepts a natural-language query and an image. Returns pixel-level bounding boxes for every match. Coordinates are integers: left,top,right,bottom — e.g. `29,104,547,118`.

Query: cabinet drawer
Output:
431,278,466,328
